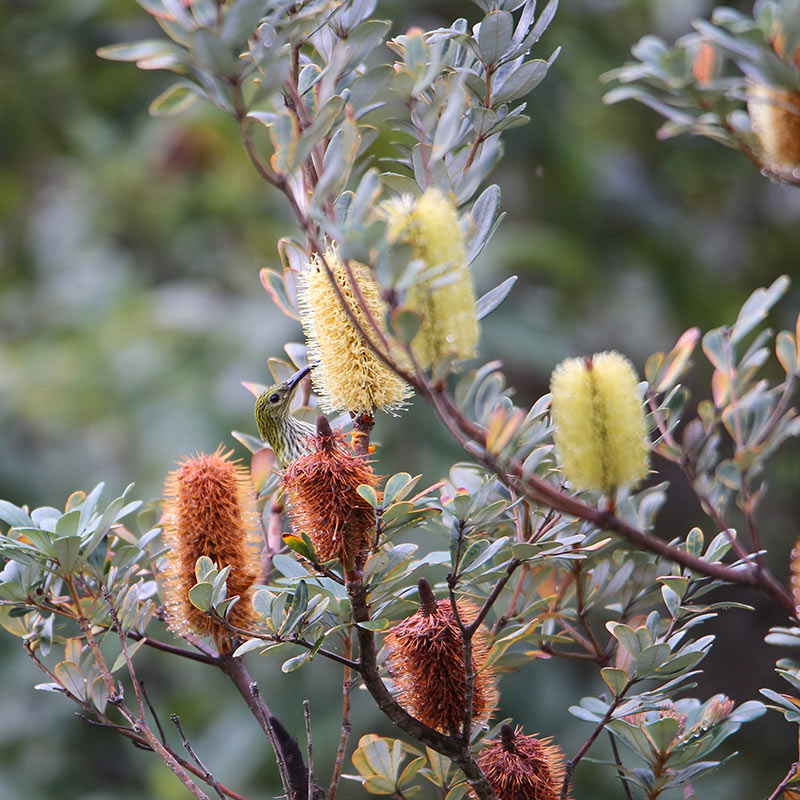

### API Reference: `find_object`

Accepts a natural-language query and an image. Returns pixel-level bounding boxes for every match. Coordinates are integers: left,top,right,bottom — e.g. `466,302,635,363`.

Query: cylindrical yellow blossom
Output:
297,248,412,415
160,447,261,651
476,724,567,800
549,351,649,494
746,33,800,172
383,188,480,369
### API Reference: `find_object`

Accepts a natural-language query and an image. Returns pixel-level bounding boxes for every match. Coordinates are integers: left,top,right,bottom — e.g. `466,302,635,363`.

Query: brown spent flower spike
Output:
384,579,498,735
476,724,567,800
281,417,379,569
160,447,261,651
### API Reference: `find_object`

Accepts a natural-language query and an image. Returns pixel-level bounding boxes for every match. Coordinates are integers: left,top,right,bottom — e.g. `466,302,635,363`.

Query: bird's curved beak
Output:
285,364,311,391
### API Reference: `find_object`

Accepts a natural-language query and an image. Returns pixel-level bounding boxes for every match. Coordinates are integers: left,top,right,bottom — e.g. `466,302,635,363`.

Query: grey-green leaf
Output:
478,11,514,65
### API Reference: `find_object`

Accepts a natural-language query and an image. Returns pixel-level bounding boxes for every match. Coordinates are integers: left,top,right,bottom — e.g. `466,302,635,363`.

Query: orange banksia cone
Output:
160,447,261,650
384,579,498,735
281,417,379,569
477,724,567,800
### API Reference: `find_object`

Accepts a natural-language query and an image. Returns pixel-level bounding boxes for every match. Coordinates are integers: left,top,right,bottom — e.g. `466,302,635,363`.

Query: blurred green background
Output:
1,0,799,798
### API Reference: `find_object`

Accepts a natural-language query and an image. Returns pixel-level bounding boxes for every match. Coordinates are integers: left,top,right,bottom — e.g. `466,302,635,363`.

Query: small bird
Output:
254,364,315,468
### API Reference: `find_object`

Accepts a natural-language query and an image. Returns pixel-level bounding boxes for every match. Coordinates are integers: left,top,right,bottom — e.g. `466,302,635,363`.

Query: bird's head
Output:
254,364,311,429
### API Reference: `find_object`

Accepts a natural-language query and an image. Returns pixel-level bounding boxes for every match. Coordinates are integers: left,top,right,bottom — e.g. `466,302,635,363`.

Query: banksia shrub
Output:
384,579,497,735
281,418,378,568
297,247,412,415
383,188,479,369
477,724,566,800
160,448,261,650
747,30,800,172
549,351,649,494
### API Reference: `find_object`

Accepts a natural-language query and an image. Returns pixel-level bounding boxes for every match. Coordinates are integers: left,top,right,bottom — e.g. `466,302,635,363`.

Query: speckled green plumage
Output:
254,372,315,468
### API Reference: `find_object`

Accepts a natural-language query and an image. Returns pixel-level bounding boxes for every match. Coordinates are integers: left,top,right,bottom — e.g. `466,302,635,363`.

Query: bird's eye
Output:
269,393,280,404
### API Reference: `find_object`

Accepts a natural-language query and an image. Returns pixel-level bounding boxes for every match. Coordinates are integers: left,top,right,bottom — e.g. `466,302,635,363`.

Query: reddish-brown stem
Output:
327,630,353,800
220,654,303,800
431,385,796,616
216,618,362,671
126,632,221,665
765,761,800,800
26,638,246,799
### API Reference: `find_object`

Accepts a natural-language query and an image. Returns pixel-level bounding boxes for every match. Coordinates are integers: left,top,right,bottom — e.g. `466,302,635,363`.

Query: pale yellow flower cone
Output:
550,351,650,494
383,188,480,369
298,247,412,415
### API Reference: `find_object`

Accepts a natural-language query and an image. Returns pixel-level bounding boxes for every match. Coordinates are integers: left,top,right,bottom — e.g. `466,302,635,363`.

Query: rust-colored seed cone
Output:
161,447,261,651
477,724,567,800
384,580,498,735
281,419,379,567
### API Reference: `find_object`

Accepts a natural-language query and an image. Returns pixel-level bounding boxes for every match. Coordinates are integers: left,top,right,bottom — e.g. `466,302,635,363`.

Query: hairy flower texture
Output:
477,724,566,800
625,702,686,738
384,582,497,735
161,448,261,649
747,33,800,171
298,248,412,415
281,421,379,568
383,188,479,369
550,351,649,494
699,694,735,728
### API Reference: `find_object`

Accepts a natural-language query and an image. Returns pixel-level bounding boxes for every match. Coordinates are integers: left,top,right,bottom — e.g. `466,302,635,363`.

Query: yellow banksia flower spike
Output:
297,247,412,415
476,724,567,800
549,351,650,494
384,578,497,735
382,188,480,369
281,417,379,570
160,447,261,651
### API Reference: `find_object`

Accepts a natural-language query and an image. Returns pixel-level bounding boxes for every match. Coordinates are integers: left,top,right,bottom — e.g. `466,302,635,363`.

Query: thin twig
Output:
765,761,800,800
465,559,522,638
608,731,634,800
25,636,245,800
560,685,632,800
327,630,353,800
303,700,314,800
214,618,361,671
172,714,228,800
219,655,298,800
101,586,146,717
139,680,167,743
81,582,210,799
126,631,221,666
